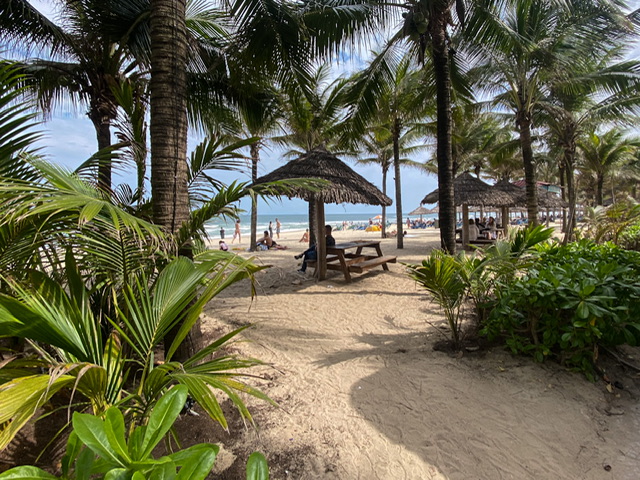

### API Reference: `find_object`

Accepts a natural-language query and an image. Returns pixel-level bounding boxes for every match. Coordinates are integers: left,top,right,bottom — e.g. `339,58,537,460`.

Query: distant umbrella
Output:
494,179,567,208
409,206,432,216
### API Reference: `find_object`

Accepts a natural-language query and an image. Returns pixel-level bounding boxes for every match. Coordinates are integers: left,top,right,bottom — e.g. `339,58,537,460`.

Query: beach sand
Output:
188,228,640,479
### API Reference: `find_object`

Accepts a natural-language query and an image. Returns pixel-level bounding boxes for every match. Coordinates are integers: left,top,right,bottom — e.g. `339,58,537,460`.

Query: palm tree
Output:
355,126,426,238
0,0,144,189
578,128,640,206
423,105,511,177
346,54,434,248
342,0,467,253
467,0,637,227
273,65,350,244
541,49,640,241
234,91,283,251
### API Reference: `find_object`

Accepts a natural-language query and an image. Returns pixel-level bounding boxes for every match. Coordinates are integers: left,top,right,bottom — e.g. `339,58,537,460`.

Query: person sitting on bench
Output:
485,217,497,239
468,218,480,241
294,225,336,273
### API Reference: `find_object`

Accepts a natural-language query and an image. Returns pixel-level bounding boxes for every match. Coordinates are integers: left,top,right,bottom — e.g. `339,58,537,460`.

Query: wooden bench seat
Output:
307,254,369,271
455,238,496,245
306,254,338,268
348,255,397,274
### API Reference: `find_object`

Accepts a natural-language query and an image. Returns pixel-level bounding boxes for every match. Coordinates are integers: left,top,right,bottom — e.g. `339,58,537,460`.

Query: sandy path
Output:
200,228,640,479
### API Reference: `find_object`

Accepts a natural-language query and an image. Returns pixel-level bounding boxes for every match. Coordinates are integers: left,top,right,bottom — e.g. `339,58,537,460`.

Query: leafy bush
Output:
579,201,640,246
482,240,640,377
620,221,640,251
406,226,555,348
0,252,272,449
0,385,269,480
406,250,471,347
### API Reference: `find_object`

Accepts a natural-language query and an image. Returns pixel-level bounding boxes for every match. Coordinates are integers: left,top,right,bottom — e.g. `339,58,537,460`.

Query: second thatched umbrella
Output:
409,205,432,221
253,146,392,279
421,172,516,248
494,179,567,230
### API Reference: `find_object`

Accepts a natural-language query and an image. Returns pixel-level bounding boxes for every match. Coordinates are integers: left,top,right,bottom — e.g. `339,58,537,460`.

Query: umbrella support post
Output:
315,199,327,281
462,204,470,250
501,206,509,238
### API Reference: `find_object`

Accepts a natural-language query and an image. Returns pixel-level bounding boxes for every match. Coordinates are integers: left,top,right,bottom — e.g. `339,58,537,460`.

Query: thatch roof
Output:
537,187,568,208
253,147,392,206
421,172,516,207
494,179,567,208
409,206,432,215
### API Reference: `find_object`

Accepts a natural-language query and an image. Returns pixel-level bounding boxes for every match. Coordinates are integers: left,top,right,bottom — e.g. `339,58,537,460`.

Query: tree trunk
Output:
559,164,566,233
150,0,199,361
393,119,403,249
516,107,538,226
562,144,577,245
381,166,387,239
89,111,112,191
308,199,316,247
596,174,604,206
250,142,259,251
430,9,456,253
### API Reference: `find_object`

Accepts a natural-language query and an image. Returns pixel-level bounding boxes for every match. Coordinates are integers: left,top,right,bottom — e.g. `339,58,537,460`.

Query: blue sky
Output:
19,0,439,217
18,1,640,216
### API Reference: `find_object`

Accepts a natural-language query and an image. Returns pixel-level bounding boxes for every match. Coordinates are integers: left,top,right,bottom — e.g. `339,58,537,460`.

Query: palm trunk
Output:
381,166,387,238
150,0,199,361
430,9,456,254
596,174,604,206
308,199,316,247
89,111,112,191
393,119,403,249
559,164,566,232
516,107,538,226
562,145,577,245
250,142,259,251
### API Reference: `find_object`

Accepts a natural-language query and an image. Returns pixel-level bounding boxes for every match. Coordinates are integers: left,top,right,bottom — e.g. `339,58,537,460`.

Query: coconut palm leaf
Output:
187,136,255,205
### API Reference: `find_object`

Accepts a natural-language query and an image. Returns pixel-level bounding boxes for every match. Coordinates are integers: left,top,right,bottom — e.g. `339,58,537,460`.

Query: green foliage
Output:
406,250,472,347
579,201,640,245
0,251,272,449
620,221,640,251
481,240,640,378
0,386,270,480
406,225,555,348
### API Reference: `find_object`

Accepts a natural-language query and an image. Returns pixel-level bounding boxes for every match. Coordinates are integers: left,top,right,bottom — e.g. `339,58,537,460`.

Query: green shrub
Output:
481,240,640,378
620,221,640,251
406,250,471,348
0,386,269,480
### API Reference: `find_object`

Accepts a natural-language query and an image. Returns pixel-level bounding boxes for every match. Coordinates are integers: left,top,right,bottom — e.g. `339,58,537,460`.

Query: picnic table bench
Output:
307,240,396,282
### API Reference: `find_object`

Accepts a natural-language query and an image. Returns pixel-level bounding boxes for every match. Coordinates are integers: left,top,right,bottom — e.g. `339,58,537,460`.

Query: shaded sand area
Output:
187,228,640,479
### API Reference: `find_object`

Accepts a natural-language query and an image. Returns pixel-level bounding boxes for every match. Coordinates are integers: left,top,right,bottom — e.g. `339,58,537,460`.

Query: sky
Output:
14,0,640,216
15,0,438,218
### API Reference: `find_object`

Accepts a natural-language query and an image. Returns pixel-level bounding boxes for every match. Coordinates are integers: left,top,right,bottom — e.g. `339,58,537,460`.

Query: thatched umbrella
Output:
253,146,392,279
494,180,567,230
409,205,431,221
421,172,516,207
493,179,527,235
421,172,516,248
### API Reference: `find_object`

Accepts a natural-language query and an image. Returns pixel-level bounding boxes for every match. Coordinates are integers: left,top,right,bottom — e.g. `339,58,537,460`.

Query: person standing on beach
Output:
268,221,274,238
275,218,281,239
232,219,241,244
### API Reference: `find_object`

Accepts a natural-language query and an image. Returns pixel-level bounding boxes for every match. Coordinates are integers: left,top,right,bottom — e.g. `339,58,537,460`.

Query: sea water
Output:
205,212,438,239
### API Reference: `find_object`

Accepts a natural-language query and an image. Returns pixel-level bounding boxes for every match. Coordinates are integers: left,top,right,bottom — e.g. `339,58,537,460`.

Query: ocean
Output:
205,212,438,239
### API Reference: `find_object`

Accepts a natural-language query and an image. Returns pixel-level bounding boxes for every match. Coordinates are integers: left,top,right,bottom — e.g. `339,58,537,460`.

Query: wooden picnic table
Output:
323,240,397,282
